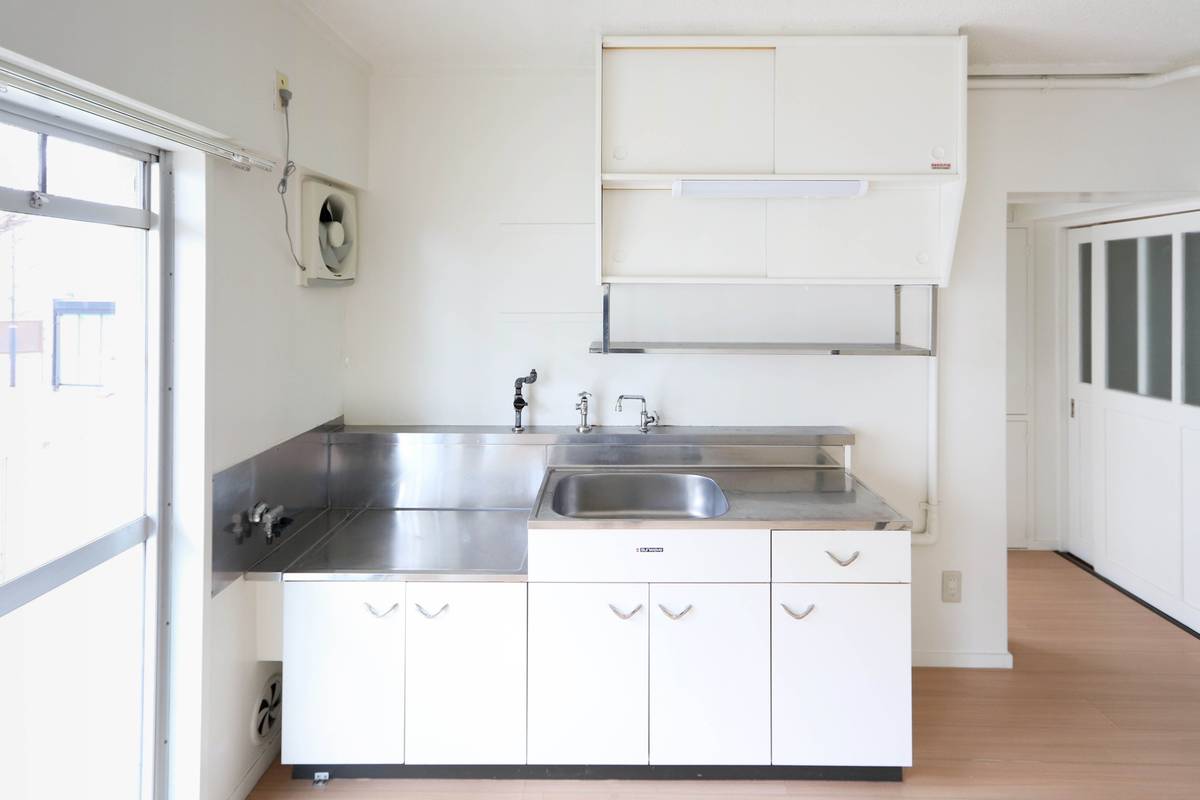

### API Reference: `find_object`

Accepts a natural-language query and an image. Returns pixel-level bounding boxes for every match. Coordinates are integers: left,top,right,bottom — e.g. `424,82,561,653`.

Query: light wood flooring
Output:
249,551,1200,799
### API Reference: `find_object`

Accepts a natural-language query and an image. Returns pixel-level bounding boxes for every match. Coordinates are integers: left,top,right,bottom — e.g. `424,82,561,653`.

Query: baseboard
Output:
228,734,281,800
913,650,1014,669
290,764,903,782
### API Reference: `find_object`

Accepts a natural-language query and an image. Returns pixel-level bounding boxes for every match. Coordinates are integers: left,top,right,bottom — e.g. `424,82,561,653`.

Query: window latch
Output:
28,191,49,209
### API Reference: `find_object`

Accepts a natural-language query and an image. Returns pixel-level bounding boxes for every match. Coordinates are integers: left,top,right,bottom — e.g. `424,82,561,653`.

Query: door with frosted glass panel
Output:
1068,210,1200,631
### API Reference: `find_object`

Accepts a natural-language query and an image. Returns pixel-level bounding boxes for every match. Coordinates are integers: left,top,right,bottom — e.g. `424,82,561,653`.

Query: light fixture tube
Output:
671,179,868,199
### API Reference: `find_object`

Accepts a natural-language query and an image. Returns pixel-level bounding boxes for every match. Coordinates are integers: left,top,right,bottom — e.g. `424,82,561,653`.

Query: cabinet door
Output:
404,582,526,764
528,583,649,764
774,37,963,174
772,583,911,767
282,581,405,764
649,583,770,765
602,48,774,173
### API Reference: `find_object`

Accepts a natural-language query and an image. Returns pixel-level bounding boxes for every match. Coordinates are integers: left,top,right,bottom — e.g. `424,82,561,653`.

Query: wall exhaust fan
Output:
299,178,358,286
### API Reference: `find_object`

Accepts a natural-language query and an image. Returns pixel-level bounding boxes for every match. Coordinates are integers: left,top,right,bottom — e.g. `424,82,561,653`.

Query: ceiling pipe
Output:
968,63,1200,90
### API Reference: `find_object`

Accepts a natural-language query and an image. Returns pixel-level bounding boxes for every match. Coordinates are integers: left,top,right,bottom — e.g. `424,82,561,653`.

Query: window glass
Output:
0,121,39,190
46,136,144,208
0,211,146,582
1080,242,1092,384
1186,232,1200,406
1105,235,1172,400
0,546,144,799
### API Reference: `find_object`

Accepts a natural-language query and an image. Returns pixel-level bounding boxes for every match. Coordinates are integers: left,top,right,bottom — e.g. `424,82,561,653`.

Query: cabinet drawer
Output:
529,528,770,582
772,531,910,583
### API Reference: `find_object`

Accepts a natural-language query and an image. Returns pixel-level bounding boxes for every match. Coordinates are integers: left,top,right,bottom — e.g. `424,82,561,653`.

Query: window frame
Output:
0,101,170,800
51,299,118,388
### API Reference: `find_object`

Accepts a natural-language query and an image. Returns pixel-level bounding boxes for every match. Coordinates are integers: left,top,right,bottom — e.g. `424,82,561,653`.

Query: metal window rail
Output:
0,516,151,617
591,284,939,356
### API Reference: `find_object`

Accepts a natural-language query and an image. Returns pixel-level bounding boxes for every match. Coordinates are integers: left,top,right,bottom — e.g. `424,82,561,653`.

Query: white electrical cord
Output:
276,89,305,271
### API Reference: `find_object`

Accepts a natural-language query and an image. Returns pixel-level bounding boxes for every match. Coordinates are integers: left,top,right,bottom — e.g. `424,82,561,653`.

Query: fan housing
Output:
299,178,358,286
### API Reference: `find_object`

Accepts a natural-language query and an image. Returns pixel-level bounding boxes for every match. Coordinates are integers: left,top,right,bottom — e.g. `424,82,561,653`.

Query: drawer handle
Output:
414,602,449,619
826,550,861,567
609,603,643,620
364,602,399,619
781,603,816,620
658,604,693,621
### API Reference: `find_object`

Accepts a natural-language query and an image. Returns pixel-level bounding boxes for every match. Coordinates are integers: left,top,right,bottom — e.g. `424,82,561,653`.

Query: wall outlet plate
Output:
942,570,962,603
274,70,290,111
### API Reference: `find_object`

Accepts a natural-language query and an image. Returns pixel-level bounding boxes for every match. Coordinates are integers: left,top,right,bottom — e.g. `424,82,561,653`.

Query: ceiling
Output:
298,0,1200,75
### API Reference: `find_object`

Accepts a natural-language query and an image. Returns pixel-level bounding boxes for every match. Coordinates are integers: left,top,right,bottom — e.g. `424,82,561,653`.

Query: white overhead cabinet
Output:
598,36,967,285
282,582,405,765
404,582,527,764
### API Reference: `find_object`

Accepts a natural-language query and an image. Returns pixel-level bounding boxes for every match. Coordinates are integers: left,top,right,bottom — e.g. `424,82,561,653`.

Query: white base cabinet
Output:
527,583,649,764
649,584,770,765
404,582,527,764
772,583,911,767
282,582,405,765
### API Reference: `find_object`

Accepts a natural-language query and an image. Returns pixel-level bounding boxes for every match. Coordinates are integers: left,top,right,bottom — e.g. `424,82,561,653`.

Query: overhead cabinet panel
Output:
603,190,766,279
602,48,775,173
773,38,963,175
766,185,942,280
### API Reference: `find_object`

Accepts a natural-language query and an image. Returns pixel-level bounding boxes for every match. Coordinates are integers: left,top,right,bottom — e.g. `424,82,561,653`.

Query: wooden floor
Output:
249,551,1200,799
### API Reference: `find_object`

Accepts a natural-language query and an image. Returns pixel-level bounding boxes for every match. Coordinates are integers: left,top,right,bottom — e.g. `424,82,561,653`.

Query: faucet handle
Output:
575,390,591,409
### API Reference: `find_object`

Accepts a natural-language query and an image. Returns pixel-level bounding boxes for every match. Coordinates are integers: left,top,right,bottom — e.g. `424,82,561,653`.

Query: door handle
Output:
414,603,449,619
658,604,693,621
825,550,861,567
609,603,643,620
781,603,816,620
364,602,399,618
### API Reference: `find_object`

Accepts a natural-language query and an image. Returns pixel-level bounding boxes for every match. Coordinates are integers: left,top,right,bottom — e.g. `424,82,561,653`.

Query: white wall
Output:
0,3,369,799
349,66,1200,668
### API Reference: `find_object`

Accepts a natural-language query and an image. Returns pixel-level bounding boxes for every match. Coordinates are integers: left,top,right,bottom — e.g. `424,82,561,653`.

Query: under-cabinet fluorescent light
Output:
671,179,868,199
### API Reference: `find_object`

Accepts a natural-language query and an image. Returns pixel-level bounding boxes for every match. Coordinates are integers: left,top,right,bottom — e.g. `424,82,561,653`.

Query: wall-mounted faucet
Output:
512,369,538,432
616,394,659,433
248,501,288,543
575,391,593,432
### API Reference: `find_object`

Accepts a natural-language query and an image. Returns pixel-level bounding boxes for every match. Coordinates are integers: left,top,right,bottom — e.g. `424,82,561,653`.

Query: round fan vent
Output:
317,194,353,273
300,178,358,286
251,672,282,745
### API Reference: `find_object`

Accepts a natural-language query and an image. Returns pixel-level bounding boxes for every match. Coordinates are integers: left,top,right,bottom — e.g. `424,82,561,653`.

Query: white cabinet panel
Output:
404,583,526,764
602,48,774,173
528,583,649,764
772,583,911,767
774,38,962,175
602,190,766,279
772,531,911,583
649,584,770,765
528,528,770,583
765,185,941,280
282,582,405,765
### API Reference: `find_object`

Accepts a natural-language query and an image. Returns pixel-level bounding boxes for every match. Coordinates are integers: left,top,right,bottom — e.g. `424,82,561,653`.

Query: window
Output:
1079,242,1092,384
0,107,160,800
1106,235,1172,400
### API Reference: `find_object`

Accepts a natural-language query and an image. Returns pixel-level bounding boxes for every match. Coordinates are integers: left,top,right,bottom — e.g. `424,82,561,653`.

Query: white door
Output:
282,581,405,764
772,583,911,767
1066,228,1096,563
1067,210,1200,632
404,582,527,764
648,583,770,765
527,583,649,764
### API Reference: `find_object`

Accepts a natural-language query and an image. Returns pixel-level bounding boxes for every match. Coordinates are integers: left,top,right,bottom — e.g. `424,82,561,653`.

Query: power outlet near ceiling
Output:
273,70,290,111
942,570,962,603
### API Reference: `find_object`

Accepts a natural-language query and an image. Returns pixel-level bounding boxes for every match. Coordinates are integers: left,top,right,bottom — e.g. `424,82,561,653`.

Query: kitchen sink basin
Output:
550,471,730,520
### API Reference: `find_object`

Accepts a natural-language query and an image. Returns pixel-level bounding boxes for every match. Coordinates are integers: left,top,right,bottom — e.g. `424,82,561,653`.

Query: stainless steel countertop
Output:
281,509,529,581
530,467,911,531
332,425,855,447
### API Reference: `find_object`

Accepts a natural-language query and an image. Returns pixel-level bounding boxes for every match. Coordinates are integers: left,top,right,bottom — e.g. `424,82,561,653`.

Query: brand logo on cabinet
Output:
930,162,952,170
635,546,664,553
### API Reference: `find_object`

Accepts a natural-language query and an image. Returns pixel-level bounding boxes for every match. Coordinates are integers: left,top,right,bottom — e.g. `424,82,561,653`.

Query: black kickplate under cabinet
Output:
291,764,903,781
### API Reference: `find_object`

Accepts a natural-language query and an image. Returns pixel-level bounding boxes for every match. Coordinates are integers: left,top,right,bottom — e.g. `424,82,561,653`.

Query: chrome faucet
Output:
512,369,538,432
248,501,287,543
575,391,593,432
615,394,659,433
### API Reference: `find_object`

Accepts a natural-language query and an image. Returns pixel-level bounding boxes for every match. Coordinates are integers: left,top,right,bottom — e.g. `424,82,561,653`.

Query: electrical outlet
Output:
273,71,290,111
942,570,962,603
